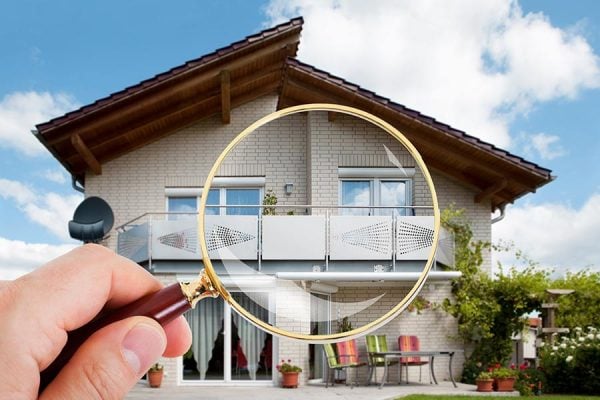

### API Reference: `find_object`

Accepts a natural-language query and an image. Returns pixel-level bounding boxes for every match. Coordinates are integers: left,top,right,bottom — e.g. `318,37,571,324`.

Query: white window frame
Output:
165,177,265,216
338,168,414,216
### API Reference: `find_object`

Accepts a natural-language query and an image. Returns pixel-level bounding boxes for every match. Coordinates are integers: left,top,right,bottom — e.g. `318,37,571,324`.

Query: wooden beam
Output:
45,38,300,145
220,70,231,124
71,133,101,175
328,111,337,122
475,178,508,203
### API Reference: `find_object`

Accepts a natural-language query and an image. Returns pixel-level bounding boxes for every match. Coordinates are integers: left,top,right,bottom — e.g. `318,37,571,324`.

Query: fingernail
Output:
121,323,166,375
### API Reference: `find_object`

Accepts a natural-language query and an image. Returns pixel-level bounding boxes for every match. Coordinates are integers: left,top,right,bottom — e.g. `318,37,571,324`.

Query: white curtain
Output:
185,297,223,380
232,293,268,380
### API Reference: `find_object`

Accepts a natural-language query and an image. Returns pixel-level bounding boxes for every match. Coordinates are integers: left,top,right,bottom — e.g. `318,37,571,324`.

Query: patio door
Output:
309,292,331,380
181,291,273,384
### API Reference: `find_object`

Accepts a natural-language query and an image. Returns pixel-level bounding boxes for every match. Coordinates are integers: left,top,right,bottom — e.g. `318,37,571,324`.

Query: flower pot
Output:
148,370,163,388
281,372,300,388
495,377,516,392
476,378,494,392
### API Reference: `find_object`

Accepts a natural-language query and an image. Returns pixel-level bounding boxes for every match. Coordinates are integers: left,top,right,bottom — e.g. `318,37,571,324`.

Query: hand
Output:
0,244,192,399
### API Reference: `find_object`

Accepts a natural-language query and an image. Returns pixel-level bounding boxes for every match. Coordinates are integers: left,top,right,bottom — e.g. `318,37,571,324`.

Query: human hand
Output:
0,244,192,399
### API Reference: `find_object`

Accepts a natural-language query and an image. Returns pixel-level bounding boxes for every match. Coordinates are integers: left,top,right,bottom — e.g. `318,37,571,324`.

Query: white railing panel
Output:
396,216,435,260
330,216,393,260
117,223,149,263
152,219,199,260
204,215,259,260
262,216,326,260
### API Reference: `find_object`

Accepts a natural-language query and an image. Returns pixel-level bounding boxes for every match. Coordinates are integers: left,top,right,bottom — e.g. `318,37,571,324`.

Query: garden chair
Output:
398,335,430,383
365,334,398,384
323,340,366,388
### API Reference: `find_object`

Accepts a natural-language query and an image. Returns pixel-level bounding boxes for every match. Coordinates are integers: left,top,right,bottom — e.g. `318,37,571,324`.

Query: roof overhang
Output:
278,58,553,211
35,18,304,185
35,17,553,211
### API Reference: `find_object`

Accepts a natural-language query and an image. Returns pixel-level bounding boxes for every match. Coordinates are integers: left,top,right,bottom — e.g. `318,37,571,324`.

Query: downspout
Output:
72,175,85,194
491,205,506,224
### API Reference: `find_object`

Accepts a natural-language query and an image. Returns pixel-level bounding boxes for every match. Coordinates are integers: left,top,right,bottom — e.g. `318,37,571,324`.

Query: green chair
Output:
366,334,398,384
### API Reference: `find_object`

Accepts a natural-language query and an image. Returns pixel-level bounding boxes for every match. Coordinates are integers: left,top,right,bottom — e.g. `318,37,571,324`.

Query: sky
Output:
0,0,599,279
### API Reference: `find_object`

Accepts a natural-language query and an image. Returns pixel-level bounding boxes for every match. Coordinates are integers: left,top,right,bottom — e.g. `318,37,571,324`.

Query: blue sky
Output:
0,0,599,278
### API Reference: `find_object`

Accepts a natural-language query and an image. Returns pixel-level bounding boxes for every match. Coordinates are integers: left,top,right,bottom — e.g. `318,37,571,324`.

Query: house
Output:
34,18,552,387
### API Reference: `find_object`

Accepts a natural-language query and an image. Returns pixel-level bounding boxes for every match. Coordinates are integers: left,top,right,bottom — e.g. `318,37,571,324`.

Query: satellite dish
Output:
68,196,114,243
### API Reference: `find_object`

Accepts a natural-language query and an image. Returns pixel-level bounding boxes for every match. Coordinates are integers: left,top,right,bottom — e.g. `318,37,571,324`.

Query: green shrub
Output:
539,327,600,394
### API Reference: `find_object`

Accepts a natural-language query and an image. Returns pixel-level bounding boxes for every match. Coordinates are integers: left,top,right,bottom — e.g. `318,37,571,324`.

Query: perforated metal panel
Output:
396,216,434,260
330,216,393,260
117,223,149,263
204,215,258,260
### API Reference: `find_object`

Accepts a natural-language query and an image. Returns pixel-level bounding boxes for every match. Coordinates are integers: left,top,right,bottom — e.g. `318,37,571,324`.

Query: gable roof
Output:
35,17,552,211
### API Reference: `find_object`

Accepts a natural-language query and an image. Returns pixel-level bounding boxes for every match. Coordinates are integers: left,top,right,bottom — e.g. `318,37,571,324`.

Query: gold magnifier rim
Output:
198,103,440,343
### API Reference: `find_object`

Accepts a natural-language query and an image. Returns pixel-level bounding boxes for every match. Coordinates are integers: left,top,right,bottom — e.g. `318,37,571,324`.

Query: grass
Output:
398,396,600,400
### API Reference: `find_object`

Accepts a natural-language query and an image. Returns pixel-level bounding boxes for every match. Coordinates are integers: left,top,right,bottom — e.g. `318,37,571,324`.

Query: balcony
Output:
116,206,455,274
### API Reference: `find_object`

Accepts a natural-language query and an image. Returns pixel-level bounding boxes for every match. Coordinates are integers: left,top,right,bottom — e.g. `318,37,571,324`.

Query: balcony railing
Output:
116,205,454,269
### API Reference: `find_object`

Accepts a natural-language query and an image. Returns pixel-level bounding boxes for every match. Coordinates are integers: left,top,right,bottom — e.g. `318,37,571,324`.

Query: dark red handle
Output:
39,283,190,391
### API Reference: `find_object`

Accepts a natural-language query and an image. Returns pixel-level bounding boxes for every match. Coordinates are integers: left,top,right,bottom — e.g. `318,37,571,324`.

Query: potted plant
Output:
475,371,494,392
262,189,277,215
491,367,518,392
147,363,164,388
276,359,302,388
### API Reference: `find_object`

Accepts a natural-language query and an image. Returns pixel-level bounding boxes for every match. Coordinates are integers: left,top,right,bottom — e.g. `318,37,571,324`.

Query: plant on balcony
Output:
276,359,302,388
262,189,277,215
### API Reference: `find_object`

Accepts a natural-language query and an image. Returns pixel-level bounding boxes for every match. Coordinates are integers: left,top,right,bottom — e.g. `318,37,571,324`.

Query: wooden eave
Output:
35,18,303,184
279,59,553,211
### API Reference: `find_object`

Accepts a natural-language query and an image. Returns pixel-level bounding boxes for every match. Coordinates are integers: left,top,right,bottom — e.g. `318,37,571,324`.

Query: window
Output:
167,187,262,217
338,168,413,216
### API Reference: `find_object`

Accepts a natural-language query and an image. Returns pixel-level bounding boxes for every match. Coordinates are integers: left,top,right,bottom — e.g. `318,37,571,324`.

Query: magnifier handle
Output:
39,283,190,392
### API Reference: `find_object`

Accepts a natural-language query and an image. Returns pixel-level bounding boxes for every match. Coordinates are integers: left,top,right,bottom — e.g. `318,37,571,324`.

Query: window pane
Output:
167,197,197,220
341,181,370,215
226,189,260,215
205,189,220,215
380,181,407,216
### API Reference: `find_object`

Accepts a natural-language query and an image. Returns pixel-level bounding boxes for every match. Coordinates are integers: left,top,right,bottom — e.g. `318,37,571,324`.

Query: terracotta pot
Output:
476,379,494,392
495,377,516,392
281,372,300,388
148,370,164,388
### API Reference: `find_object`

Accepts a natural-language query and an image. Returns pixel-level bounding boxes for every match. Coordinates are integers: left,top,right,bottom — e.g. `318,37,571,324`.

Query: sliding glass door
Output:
182,292,272,384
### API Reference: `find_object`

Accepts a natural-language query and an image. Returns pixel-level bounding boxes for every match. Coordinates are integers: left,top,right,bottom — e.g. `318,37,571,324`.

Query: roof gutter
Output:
491,205,506,224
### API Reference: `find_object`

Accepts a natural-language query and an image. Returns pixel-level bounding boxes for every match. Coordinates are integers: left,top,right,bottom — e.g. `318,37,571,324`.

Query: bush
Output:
539,327,600,394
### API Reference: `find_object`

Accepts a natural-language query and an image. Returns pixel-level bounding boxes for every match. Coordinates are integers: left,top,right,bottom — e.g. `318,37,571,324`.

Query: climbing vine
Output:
440,206,548,383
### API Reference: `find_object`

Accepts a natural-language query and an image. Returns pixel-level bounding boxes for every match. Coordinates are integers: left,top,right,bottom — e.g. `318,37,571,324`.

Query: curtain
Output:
185,297,223,380
232,293,268,380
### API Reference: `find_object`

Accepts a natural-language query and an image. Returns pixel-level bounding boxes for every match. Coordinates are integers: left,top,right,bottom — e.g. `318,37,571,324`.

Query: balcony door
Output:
340,179,411,216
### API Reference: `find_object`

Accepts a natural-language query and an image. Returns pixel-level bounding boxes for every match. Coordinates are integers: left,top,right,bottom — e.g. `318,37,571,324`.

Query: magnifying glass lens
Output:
199,105,439,343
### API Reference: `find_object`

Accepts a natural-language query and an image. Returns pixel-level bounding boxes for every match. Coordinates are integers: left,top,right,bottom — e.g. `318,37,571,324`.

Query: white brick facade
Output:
86,95,491,386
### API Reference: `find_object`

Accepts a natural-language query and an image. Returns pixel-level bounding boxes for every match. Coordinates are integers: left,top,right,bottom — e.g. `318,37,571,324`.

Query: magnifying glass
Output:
40,104,439,388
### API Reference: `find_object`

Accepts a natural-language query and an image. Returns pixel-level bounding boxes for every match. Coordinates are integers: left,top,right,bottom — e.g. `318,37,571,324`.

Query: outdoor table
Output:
367,350,463,389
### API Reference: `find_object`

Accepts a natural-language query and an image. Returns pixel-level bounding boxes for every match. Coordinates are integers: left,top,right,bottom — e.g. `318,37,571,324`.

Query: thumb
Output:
40,317,166,400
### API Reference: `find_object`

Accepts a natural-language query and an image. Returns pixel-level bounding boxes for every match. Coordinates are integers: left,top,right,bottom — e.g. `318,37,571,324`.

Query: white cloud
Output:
0,91,78,156
0,178,82,241
0,237,76,280
525,132,566,160
493,194,600,275
265,0,600,148
40,169,68,184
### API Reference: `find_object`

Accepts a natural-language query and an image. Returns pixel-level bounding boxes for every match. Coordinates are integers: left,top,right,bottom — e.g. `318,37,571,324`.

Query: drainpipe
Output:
491,205,506,224
71,175,85,194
